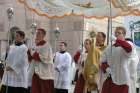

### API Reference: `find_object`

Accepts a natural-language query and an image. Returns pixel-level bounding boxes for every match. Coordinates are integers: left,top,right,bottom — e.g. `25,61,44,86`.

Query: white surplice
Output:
1,44,28,88
128,43,139,93
100,42,133,92
54,52,72,90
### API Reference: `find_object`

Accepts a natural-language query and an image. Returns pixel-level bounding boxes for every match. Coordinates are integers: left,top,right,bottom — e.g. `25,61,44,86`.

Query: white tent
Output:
18,0,140,18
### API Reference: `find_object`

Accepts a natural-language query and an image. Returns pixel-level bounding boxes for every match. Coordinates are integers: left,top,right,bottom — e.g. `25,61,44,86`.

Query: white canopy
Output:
18,0,140,18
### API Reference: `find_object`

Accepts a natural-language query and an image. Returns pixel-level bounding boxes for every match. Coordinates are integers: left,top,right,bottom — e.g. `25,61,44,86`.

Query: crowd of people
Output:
0,26,139,93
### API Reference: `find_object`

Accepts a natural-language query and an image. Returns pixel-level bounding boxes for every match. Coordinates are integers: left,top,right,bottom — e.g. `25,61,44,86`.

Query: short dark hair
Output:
60,42,67,47
16,31,25,39
37,28,46,36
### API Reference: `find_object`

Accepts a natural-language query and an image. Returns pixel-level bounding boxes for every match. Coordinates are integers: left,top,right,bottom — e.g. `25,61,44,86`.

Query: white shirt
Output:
2,44,28,88
54,52,72,89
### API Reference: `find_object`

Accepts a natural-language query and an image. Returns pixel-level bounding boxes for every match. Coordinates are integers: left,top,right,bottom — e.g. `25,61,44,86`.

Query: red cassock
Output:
32,74,54,93
73,50,85,93
74,74,85,93
32,51,54,93
29,40,54,93
101,78,128,93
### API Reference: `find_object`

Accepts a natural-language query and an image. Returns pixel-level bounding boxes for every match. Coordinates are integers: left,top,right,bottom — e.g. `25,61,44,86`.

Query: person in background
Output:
95,32,107,93
101,26,133,93
125,38,139,93
0,31,28,93
29,28,54,93
137,58,140,93
54,42,72,93
73,39,91,93
96,32,107,51
73,45,82,84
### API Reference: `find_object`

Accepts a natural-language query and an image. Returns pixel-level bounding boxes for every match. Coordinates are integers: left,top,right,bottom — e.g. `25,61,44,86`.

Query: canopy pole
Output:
107,0,113,45
107,18,110,45
109,0,113,67
107,0,112,45
109,0,113,46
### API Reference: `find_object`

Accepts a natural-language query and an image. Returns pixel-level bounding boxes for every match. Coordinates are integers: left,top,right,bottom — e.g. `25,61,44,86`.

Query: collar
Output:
96,43,105,47
59,51,66,54
36,40,46,46
85,51,88,53
15,42,23,46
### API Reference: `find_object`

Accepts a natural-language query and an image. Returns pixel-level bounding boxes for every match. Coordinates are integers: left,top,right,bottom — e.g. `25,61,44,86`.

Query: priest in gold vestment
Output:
74,32,106,93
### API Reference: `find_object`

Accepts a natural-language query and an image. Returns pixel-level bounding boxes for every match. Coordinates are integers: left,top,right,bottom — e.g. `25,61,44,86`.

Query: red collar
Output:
36,40,46,46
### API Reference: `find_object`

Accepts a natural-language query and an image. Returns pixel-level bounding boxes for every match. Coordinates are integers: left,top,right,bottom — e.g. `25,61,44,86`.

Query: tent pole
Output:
109,0,113,46
107,0,113,45
107,18,110,45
